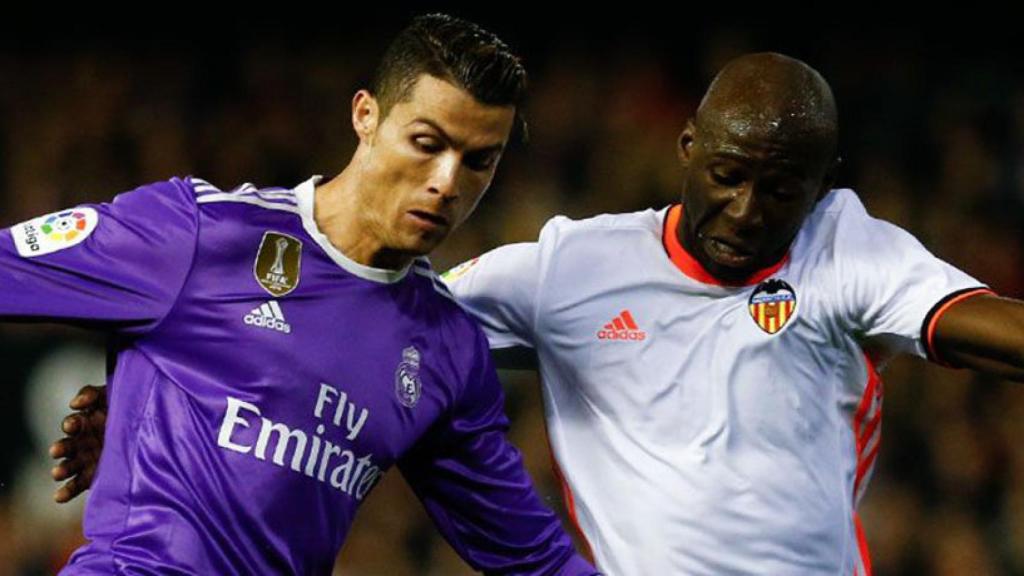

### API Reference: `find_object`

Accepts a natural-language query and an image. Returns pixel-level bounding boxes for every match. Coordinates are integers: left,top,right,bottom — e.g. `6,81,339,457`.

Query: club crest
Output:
748,279,797,335
395,346,422,408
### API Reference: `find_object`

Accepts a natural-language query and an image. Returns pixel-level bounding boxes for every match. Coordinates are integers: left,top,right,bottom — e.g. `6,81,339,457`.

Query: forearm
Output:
933,294,1024,381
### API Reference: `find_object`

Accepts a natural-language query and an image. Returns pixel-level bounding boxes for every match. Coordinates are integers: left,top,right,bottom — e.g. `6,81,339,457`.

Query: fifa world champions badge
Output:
395,346,422,408
748,279,797,335
254,231,302,297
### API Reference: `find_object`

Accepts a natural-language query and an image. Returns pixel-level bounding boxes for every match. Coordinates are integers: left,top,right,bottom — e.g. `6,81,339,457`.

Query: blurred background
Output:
0,9,1023,575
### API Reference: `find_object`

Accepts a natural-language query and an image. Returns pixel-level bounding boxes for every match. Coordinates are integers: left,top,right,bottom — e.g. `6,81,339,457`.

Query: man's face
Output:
354,75,514,259
677,117,833,283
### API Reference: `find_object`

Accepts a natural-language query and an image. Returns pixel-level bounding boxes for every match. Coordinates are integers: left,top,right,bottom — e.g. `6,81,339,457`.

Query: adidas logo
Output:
244,300,292,334
597,309,647,341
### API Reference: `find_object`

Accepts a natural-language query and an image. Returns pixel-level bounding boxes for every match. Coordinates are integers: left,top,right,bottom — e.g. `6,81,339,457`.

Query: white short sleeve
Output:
442,241,543,350
831,190,988,359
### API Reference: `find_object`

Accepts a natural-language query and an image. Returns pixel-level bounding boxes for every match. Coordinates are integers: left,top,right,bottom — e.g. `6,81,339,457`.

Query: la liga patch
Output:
12,207,99,257
748,279,797,335
440,256,480,284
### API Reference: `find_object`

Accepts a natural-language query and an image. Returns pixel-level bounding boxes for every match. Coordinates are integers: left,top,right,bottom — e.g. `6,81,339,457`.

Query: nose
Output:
722,184,762,232
428,154,461,201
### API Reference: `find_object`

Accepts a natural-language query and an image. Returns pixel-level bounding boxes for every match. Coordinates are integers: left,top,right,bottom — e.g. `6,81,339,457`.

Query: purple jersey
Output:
0,177,596,575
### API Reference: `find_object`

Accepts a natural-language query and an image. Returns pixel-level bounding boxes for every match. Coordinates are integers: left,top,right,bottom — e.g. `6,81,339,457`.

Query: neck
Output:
313,166,412,271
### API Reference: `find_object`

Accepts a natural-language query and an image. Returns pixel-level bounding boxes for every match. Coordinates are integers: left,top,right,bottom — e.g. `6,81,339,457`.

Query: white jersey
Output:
443,189,990,575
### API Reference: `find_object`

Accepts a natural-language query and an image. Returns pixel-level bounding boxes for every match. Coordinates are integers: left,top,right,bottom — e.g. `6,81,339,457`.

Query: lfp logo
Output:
13,206,99,258
42,211,90,242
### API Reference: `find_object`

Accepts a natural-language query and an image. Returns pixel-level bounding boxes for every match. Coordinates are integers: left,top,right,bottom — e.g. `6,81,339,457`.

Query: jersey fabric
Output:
0,176,596,576
444,189,989,575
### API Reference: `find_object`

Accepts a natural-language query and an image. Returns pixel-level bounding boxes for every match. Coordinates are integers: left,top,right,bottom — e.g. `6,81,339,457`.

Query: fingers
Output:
61,413,85,435
49,437,75,460
69,385,103,410
51,457,85,482
53,475,87,504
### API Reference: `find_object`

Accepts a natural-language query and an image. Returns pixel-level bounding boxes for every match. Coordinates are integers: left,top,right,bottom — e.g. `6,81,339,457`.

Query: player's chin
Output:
400,231,448,257
703,255,761,283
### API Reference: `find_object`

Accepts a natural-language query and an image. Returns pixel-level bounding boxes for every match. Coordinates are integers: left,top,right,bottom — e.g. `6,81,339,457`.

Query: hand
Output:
48,385,108,503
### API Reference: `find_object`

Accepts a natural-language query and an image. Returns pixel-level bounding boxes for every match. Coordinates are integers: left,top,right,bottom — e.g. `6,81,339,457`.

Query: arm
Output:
398,330,596,575
932,293,1024,381
442,241,546,370
0,178,198,329
1,179,199,500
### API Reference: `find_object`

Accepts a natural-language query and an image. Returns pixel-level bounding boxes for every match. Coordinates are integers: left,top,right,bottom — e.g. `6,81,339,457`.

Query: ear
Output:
677,119,696,166
352,90,380,144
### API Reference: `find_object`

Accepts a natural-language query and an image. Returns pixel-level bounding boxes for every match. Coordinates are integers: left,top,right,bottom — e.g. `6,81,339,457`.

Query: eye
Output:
761,176,805,201
770,187,800,201
464,151,499,172
709,166,744,187
412,135,444,154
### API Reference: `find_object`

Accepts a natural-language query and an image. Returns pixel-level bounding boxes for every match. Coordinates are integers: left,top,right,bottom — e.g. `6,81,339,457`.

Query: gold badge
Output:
254,232,302,297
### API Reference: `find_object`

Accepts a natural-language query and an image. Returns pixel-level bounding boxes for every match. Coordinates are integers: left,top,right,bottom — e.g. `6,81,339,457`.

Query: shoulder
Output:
411,258,490,339
410,258,496,384
534,207,666,257
540,207,664,239
794,188,901,255
187,176,302,216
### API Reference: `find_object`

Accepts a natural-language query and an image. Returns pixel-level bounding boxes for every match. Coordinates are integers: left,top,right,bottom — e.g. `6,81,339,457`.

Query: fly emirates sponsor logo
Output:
216,383,380,500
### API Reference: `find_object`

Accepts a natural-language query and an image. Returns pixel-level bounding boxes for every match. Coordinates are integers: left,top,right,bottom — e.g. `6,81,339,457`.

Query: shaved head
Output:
676,52,840,283
696,52,838,162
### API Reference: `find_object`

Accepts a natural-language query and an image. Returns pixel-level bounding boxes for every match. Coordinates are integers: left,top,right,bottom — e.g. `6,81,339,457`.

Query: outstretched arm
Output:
933,293,1024,381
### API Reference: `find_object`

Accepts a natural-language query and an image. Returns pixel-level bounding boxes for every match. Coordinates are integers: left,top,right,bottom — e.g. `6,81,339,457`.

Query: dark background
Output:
1,10,1023,575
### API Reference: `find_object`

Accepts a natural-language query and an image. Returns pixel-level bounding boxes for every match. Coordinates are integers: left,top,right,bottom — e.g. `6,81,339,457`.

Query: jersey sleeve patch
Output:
11,207,99,257
439,256,480,284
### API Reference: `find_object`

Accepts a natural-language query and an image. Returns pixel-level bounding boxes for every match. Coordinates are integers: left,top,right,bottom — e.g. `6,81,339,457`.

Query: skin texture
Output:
676,53,837,284
933,294,1024,381
314,74,514,270
49,384,105,503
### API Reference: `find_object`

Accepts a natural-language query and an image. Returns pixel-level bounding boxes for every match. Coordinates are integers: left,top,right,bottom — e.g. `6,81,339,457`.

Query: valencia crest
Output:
748,279,796,335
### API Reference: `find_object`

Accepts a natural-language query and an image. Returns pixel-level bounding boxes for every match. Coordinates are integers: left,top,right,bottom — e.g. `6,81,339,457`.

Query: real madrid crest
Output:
254,231,302,297
395,346,422,408
748,279,797,335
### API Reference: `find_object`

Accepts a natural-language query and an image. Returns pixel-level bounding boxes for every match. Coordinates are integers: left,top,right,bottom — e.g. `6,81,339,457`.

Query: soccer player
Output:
5,14,597,576
437,53,1024,573
55,53,1024,573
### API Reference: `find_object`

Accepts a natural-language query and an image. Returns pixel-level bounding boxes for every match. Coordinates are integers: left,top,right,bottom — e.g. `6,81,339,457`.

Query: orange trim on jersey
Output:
854,443,881,499
854,512,873,576
857,412,882,455
853,354,883,500
852,355,880,439
924,288,995,366
661,205,789,287
540,424,597,564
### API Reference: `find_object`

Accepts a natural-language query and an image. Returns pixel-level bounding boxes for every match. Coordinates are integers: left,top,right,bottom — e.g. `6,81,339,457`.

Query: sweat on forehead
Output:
695,53,837,147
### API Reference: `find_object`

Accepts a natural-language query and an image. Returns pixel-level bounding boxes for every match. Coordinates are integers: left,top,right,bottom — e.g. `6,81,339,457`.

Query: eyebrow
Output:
709,151,807,178
410,118,506,154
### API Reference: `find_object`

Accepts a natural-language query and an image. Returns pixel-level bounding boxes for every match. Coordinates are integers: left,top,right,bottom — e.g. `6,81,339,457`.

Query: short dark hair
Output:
371,13,528,140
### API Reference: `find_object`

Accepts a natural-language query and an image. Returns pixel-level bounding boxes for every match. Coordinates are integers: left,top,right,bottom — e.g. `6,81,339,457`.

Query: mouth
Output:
700,233,757,268
407,210,450,231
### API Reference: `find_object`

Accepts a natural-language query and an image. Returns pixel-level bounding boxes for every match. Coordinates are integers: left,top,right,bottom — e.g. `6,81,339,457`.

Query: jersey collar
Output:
661,204,789,287
295,176,413,284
